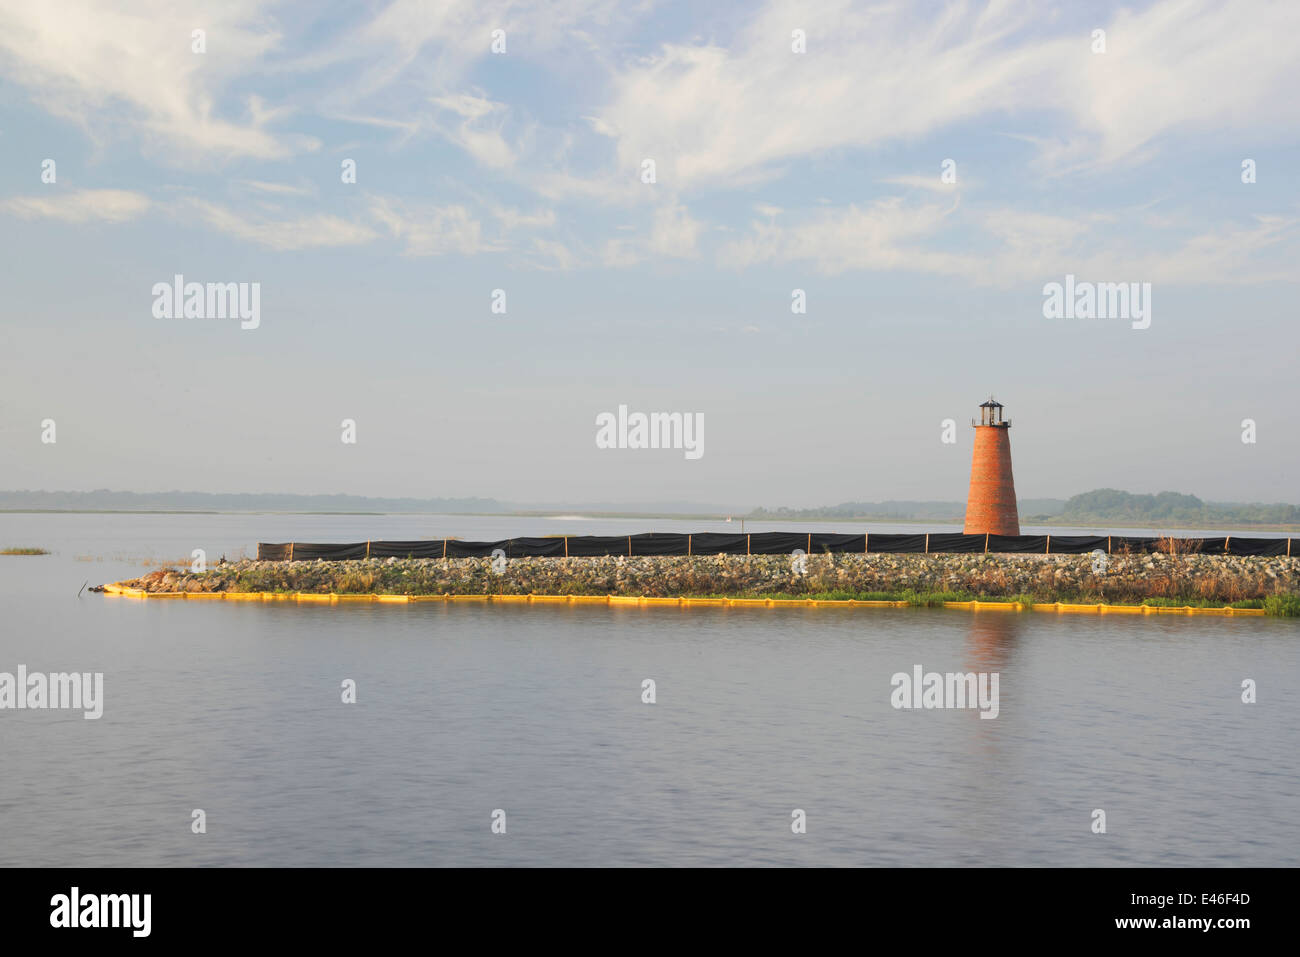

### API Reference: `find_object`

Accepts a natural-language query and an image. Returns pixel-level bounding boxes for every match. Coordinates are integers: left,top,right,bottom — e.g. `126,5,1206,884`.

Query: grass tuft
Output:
1264,594,1300,617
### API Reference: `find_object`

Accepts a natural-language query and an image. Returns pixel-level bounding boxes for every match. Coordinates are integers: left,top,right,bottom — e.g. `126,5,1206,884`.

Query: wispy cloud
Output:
430,93,517,169
185,198,380,250
589,0,1300,190
718,196,966,276
366,195,496,256
235,180,316,197
0,0,314,162
718,195,1300,286
1,188,151,223
1,0,1297,283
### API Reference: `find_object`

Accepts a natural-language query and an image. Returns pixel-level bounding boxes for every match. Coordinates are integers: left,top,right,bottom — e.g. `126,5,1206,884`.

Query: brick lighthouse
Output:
963,397,1020,536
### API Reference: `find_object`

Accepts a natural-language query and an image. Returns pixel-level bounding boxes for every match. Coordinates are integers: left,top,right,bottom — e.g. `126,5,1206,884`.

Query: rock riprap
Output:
111,552,1300,604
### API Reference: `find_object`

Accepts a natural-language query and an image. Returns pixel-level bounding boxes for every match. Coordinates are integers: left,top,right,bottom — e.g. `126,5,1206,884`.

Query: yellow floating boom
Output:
98,583,1264,616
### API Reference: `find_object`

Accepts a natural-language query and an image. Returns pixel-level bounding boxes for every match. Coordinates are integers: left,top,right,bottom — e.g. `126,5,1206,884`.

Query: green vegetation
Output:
1,546,49,555
1264,595,1300,617
1139,596,1264,609
1058,489,1300,528
696,588,976,605
536,587,1285,612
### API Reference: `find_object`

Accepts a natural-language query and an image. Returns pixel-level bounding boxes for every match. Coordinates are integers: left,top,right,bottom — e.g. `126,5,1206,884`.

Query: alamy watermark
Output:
50,887,150,937
595,405,704,460
152,274,260,330
1,666,103,719
891,664,999,719
1042,274,1151,329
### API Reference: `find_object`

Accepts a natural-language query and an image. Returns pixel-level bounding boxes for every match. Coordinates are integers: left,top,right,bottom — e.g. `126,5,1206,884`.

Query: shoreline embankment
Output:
100,553,1300,616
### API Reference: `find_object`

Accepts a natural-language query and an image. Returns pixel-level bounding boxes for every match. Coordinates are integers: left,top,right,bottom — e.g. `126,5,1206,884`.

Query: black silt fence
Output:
257,533,1297,561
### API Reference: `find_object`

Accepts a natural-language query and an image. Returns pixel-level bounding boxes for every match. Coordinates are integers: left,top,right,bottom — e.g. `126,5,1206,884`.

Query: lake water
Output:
1,512,1297,866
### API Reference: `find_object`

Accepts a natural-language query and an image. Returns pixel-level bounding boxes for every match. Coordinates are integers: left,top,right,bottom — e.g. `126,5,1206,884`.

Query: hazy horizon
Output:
1,486,1296,516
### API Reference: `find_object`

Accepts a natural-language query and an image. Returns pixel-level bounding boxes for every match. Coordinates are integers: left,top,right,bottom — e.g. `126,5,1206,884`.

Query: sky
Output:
0,0,1297,508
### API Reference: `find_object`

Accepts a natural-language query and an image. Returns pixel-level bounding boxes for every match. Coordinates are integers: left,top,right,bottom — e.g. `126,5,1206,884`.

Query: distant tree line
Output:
752,489,1300,526
1057,489,1300,526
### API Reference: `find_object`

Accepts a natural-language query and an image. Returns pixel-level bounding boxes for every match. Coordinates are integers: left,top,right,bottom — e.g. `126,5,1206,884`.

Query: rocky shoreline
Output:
108,552,1300,606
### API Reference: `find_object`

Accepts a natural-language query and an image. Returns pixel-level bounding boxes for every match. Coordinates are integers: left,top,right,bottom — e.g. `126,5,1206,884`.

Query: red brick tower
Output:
963,397,1020,536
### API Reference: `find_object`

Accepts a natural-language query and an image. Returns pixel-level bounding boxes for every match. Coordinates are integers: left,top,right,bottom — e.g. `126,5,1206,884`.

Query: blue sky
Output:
1,0,1297,507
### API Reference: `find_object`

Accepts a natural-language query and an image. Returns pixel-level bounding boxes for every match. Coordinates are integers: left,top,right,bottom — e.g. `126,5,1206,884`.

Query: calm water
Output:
1,513,1297,867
